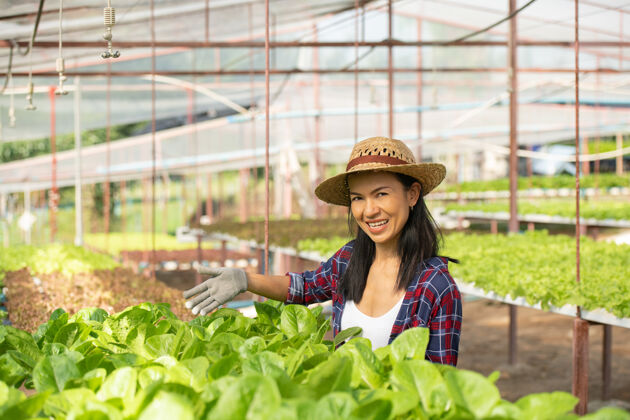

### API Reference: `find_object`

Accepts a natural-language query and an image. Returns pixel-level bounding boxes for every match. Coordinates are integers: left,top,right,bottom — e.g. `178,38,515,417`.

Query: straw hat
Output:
315,137,446,206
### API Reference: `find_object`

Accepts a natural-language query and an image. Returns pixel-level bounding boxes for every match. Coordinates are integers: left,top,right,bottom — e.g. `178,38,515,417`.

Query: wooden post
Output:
490,219,498,235
573,318,589,415
527,222,535,231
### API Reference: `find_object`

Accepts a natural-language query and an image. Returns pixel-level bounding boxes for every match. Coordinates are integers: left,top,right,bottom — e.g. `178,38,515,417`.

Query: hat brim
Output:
314,163,446,206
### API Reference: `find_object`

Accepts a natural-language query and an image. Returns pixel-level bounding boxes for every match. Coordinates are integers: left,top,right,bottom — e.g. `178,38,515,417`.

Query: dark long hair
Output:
338,172,457,303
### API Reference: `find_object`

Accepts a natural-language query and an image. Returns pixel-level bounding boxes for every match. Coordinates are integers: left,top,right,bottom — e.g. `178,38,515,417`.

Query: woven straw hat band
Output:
346,155,409,171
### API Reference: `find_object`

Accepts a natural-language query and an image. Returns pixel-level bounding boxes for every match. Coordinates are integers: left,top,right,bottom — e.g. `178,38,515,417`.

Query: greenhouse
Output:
0,0,629,418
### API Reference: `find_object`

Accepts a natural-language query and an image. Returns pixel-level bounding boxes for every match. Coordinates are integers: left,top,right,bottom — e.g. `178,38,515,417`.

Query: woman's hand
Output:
183,267,248,316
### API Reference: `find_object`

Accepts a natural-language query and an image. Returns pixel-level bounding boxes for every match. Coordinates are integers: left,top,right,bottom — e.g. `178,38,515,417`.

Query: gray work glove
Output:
183,267,248,316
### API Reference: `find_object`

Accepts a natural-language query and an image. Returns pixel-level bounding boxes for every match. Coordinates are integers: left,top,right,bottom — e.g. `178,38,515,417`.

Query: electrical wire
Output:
444,0,538,44
339,0,539,71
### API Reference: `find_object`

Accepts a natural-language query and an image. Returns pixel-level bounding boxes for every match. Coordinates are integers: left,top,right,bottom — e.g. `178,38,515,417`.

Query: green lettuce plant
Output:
0,302,627,419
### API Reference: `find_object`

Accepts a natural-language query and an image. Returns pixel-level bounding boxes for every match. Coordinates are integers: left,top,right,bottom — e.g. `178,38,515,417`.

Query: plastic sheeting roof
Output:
0,0,629,192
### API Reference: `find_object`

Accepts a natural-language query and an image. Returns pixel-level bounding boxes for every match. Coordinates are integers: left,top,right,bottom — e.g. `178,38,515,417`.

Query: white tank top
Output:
340,296,405,350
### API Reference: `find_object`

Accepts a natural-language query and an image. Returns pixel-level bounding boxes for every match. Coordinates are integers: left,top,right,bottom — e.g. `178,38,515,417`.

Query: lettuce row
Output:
444,199,630,221
0,302,627,419
297,231,630,319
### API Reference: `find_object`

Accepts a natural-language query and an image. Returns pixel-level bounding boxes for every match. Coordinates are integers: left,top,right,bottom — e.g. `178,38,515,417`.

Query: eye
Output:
377,192,387,197
350,196,362,202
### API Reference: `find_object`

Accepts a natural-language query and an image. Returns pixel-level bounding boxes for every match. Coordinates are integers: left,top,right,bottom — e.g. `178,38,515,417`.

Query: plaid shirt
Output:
286,241,462,366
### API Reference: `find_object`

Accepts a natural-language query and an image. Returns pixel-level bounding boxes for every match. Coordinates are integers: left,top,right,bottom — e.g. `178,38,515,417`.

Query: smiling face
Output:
348,171,421,249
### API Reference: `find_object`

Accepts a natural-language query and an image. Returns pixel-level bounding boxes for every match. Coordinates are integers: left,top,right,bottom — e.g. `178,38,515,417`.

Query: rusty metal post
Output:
313,23,323,218
573,318,589,415
387,0,394,139
104,64,111,247
508,0,519,235
509,304,518,364
264,0,270,275
573,0,588,414
416,17,423,161
602,324,612,401
48,86,58,242
353,0,359,143
507,0,519,365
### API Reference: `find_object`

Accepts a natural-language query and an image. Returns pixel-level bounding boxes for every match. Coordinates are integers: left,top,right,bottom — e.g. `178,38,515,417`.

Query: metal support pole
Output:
264,0,270,276
508,0,519,235
104,65,111,250
573,318,589,415
507,0,519,365
48,86,58,242
313,23,323,218
387,0,393,139
573,0,588,414
416,17,423,161
602,324,612,401
73,76,83,246
509,304,517,364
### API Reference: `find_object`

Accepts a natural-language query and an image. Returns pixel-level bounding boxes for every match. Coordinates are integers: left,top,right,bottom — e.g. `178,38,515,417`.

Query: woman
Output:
183,137,462,366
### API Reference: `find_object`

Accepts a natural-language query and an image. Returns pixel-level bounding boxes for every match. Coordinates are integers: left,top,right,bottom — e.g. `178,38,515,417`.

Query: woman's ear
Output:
408,182,421,207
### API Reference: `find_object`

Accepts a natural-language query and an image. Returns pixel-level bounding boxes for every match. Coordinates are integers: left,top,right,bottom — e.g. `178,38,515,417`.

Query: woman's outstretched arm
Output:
247,273,291,302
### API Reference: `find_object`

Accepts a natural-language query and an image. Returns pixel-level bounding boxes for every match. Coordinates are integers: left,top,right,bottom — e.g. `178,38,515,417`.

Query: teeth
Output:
367,220,388,228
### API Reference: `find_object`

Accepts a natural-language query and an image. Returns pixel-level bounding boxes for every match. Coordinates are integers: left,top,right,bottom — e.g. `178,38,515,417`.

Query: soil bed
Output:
459,299,630,406
4,267,192,332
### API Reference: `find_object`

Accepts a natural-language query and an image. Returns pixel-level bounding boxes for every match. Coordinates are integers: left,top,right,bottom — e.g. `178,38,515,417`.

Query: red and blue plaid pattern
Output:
286,241,462,366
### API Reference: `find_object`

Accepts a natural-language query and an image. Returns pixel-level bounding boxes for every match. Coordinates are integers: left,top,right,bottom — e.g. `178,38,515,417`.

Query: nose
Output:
364,197,380,218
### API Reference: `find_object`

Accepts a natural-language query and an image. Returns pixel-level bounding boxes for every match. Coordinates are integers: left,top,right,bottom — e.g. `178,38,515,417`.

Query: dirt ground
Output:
458,299,630,409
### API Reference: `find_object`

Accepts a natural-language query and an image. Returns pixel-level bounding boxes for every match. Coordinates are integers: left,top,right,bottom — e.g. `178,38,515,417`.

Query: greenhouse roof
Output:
0,0,629,192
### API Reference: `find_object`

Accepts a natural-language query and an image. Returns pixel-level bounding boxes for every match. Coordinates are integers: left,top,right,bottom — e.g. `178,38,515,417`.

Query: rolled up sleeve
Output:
285,244,351,305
